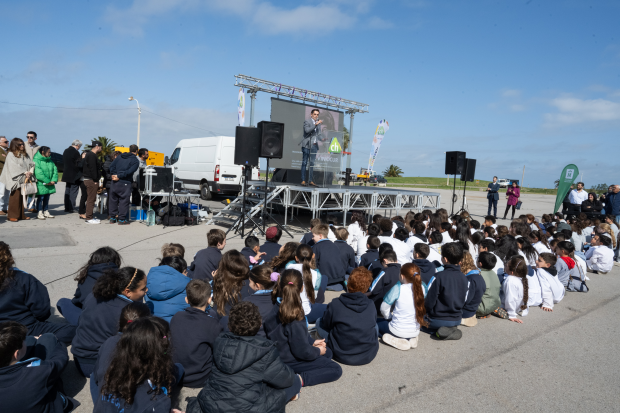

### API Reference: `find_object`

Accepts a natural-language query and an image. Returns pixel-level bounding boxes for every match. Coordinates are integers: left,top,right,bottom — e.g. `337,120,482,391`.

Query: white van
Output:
169,137,258,200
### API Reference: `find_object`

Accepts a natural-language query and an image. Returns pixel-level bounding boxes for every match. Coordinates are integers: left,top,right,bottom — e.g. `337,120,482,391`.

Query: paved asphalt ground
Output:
2,184,619,412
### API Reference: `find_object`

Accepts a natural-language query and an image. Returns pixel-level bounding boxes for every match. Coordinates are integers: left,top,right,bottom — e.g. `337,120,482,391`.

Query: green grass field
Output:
383,177,559,195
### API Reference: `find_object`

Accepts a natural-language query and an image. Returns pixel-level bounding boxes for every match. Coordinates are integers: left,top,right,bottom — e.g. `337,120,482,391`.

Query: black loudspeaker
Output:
257,121,284,159
146,167,174,193
460,159,476,182
445,151,466,175
234,126,261,166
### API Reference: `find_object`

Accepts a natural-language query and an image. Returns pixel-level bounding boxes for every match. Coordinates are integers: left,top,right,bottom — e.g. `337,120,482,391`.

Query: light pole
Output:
128,96,141,146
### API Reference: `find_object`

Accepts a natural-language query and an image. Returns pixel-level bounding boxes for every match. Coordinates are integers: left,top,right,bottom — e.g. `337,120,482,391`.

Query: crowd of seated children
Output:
243,264,276,336
239,235,266,268
189,229,226,282
378,219,411,265
146,256,190,322
333,228,357,275
285,244,326,322
261,226,283,263
312,224,347,290
368,250,401,313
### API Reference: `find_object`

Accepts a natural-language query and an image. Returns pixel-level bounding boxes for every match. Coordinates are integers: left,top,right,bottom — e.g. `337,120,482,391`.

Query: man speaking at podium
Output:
300,108,322,187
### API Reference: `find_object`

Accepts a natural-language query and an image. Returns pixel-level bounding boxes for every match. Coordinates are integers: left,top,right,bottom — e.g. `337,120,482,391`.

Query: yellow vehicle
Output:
114,147,164,166
357,168,376,183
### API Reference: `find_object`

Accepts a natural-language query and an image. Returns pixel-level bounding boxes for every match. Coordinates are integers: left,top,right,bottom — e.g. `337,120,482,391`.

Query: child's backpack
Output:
566,264,588,293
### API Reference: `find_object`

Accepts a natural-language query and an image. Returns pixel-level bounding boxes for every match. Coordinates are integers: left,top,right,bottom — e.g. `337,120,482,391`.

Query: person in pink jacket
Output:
503,182,520,220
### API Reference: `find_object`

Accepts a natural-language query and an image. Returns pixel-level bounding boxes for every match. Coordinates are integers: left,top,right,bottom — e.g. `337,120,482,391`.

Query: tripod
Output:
454,179,469,216
450,173,458,215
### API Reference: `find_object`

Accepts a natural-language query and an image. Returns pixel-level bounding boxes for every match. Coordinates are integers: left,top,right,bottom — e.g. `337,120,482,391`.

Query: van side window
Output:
170,148,181,165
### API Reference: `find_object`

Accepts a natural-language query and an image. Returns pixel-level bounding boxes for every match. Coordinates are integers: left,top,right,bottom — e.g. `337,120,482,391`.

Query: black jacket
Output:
462,270,486,319
299,232,315,246
109,152,139,183
95,379,171,413
581,199,603,213
312,239,346,284
425,264,468,321
71,262,118,308
0,270,51,329
190,247,222,282
102,156,113,189
334,240,357,273
360,249,379,268
368,263,401,312
243,291,275,338
61,146,81,183
83,151,102,181
263,302,319,365
320,292,379,366
240,247,255,266
259,241,282,264
186,332,296,413
93,333,121,389
413,259,435,286
170,307,223,388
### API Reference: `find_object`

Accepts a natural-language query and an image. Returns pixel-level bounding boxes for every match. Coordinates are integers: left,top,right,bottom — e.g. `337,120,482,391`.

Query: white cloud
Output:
368,16,394,29
502,89,521,98
544,97,620,125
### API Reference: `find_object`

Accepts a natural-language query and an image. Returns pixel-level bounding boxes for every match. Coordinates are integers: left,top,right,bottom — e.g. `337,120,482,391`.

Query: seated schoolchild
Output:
475,252,507,319
189,229,226,282
240,235,267,268
439,222,453,245
501,256,529,323
368,243,392,277
406,221,429,255
57,246,122,326
0,242,76,345
187,301,301,412
554,241,576,286
171,279,222,389
470,220,481,234
424,243,468,339
145,256,190,322
243,265,277,337
269,242,299,273
300,218,322,246
333,227,357,274
360,236,381,268
71,267,147,377
93,302,151,402
95,317,183,413
263,270,342,388
212,251,251,325
478,239,504,275
427,232,445,265
368,250,401,313
529,230,552,254
536,253,564,311
378,263,429,350
315,268,378,364
483,226,496,241
484,215,498,230
459,251,486,327
0,322,79,413
326,215,339,241
260,227,283,263
161,243,185,259
285,244,326,320
585,233,614,274
413,243,436,289
392,228,414,265
312,224,346,289
357,223,381,259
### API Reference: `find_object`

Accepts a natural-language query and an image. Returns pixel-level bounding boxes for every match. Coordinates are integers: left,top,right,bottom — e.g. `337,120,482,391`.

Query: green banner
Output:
554,164,579,213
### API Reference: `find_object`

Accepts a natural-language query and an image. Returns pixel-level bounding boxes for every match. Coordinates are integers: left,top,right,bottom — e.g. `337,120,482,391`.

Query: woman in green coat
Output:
33,146,58,219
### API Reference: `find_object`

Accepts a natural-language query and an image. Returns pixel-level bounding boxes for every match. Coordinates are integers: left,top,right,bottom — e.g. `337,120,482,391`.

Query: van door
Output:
217,139,243,192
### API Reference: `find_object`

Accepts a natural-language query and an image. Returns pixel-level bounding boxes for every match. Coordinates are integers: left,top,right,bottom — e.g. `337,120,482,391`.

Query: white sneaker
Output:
382,333,410,351
409,336,419,349
85,219,101,224
37,211,45,220
43,211,54,218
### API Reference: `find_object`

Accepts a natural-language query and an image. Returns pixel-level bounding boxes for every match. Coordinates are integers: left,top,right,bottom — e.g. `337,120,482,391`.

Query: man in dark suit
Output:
62,139,83,212
487,176,500,218
300,108,322,187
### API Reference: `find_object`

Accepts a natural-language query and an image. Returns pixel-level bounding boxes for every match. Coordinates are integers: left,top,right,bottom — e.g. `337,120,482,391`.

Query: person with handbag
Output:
0,138,35,222
503,182,520,220
33,146,58,220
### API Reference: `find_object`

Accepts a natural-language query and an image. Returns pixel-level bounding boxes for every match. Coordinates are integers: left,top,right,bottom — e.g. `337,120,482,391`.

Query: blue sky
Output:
1,0,619,188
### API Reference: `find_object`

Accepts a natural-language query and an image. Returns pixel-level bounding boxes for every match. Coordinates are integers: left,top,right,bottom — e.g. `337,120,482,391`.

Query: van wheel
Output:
200,183,212,200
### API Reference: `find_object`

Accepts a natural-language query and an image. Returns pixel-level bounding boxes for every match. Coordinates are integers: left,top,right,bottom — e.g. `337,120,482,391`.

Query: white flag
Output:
237,88,245,126
367,120,389,173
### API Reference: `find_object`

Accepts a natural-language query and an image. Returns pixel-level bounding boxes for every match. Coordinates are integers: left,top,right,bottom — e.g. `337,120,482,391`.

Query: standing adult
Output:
599,185,615,215
605,185,620,227
300,108,322,187
503,182,520,220
486,176,500,218
108,146,140,225
62,140,83,212
0,138,35,222
581,192,603,219
80,141,103,224
0,136,9,214
132,147,148,206
568,181,588,214
33,146,58,220
24,131,40,160
561,184,574,215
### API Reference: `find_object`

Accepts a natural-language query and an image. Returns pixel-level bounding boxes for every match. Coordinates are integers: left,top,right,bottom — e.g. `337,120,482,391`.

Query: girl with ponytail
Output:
285,244,327,323
263,269,342,388
501,256,529,323
243,264,277,337
212,250,250,317
71,266,147,377
529,230,551,254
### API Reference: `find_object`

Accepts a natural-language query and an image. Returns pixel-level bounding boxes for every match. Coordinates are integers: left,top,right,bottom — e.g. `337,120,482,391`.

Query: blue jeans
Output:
36,194,50,211
487,198,498,217
425,316,461,331
301,145,318,183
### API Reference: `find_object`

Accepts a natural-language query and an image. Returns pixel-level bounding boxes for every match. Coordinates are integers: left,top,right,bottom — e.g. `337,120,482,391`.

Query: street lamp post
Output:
128,96,141,146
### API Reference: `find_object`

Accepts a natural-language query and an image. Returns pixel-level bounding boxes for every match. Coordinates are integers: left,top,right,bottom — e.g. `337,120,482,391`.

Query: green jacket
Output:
476,269,502,316
34,151,58,195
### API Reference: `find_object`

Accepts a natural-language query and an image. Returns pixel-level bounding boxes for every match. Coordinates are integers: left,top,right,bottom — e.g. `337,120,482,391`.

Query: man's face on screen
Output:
311,110,319,120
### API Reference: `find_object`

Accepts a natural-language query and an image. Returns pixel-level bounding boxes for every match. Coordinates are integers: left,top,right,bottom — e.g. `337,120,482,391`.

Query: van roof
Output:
175,136,235,147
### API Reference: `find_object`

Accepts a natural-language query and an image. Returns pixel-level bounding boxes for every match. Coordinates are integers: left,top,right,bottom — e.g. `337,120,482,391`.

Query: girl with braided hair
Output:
501,256,529,323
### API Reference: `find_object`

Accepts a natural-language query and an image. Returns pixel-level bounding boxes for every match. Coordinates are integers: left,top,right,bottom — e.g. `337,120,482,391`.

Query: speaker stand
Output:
450,173,458,216
454,180,469,216
261,158,293,238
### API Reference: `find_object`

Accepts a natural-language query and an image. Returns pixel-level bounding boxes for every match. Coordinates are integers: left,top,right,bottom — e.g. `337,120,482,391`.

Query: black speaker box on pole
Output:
257,121,284,159
460,158,476,182
234,126,261,166
445,151,466,175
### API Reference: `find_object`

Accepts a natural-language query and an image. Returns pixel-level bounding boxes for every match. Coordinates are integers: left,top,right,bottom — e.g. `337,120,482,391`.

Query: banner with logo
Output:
367,120,389,173
237,88,245,126
554,164,579,213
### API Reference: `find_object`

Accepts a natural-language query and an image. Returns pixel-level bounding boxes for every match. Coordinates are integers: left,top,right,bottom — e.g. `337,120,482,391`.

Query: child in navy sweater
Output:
459,251,486,328
360,236,381,268
368,243,394,277
413,243,436,288
57,246,122,326
368,250,401,313
260,226,283,263
263,269,342,388
0,242,76,345
171,279,222,388
316,267,379,365
333,227,357,275
243,265,277,336
71,267,147,377
240,235,266,269
189,229,226,281
300,218,322,246
0,321,79,413
312,224,346,289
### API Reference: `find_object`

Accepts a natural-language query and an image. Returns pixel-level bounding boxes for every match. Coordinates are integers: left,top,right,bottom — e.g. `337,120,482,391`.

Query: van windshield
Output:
170,148,181,165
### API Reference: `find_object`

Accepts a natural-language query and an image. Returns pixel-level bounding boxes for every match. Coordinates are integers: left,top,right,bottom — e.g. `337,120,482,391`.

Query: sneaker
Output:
43,211,54,218
409,336,419,349
460,316,478,327
85,219,101,224
37,211,46,220
117,220,130,225
382,333,411,350
109,217,117,224
436,326,462,340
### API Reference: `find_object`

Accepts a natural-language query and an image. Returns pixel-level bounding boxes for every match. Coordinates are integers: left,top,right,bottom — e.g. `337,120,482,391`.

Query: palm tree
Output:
383,164,403,177
97,136,117,161
343,126,349,151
